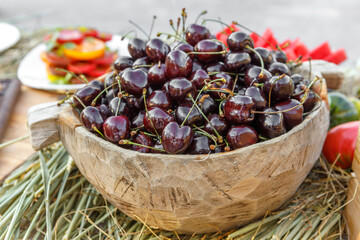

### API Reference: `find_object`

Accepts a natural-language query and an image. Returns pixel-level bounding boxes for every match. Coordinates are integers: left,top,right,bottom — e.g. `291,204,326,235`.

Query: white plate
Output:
17,35,129,92
0,22,21,53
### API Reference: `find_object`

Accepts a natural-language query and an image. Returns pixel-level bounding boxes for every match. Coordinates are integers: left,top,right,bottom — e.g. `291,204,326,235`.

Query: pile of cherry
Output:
71,23,321,155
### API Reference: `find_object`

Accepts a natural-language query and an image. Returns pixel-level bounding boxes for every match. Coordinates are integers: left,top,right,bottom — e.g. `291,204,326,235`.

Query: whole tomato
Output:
322,121,359,169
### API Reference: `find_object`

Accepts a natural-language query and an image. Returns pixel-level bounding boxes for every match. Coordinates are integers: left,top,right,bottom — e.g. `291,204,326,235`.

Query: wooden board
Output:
0,85,59,179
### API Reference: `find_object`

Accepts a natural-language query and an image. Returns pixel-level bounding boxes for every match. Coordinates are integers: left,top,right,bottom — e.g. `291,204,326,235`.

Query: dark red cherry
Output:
194,40,224,63
275,99,303,130
97,104,112,121
162,81,170,93
272,50,287,63
293,84,318,112
210,72,234,98
173,42,194,58
264,75,294,103
124,94,144,111
268,62,290,76
185,23,210,46
168,77,196,101
244,65,272,87
147,90,172,110
131,111,145,129
165,50,193,79
197,93,217,115
148,64,167,87
132,132,154,153
251,47,274,67
204,114,229,135
143,107,174,134
175,103,204,126
120,69,149,96
103,116,130,143
106,88,119,103
186,136,211,154
104,71,116,88
227,31,254,52
132,57,152,71
109,97,130,116
89,80,104,91
80,106,104,132
189,69,209,90
290,73,304,86
225,52,251,73
72,85,101,109
113,56,134,71
191,60,203,72
256,108,286,138
151,140,165,154
205,61,227,73
161,122,194,154
145,38,170,62
245,86,267,110
224,95,255,124
128,38,146,60
226,125,258,149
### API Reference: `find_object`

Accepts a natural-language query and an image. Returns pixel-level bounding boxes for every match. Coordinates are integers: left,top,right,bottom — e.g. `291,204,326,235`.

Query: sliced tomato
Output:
68,62,96,74
92,52,116,66
44,50,70,67
83,28,98,38
324,48,347,64
63,37,105,61
96,32,112,42
87,66,111,77
57,29,84,44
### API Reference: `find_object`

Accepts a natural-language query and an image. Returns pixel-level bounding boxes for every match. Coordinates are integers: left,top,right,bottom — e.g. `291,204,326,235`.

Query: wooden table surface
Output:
0,85,59,179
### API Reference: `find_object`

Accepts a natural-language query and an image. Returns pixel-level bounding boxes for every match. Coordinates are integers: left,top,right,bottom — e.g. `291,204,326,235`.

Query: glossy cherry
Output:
194,39,224,63
148,64,167,87
225,52,251,73
205,61,227,73
227,31,254,52
189,69,209,89
165,50,193,79
197,93,217,115
132,57,152,70
80,106,104,132
244,65,272,87
209,72,234,98
132,132,154,153
151,140,165,154
120,68,149,96
224,95,255,124
185,23,210,46
88,80,104,91
109,97,130,116
172,42,194,57
191,60,203,72
264,75,294,103
226,125,258,149
168,77,196,101
72,85,101,109
97,104,112,121
251,47,274,67
145,38,170,62
147,90,172,110
204,114,229,135
143,107,174,134
105,88,119,103
113,56,134,71
256,108,286,138
186,136,211,154
275,99,303,130
175,103,204,126
103,116,130,143
293,83,318,112
131,111,145,129
268,62,290,76
290,73,304,86
161,122,194,154
245,86,267,110
128,38,146,60
272,50,287,63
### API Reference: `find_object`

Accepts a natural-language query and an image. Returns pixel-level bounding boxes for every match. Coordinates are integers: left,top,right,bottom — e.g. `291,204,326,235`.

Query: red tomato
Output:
322,121,359,169
83,28,98,38
96,32,112,42
45,51,70,67
87,66,111,77
92,52,115,66
57,29,84,44
68,62,96,74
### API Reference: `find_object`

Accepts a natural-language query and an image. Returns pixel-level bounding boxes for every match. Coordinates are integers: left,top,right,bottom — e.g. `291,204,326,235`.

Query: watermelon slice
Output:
309,42,331,59
324,48,347,64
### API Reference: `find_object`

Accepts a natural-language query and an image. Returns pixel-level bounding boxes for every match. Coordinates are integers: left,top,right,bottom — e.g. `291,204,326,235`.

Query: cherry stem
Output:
193,124,217,147
133,64,153,69
129,20,150,39
219,98,227,117
232,21,276,50
245,46,264,76
259,135,269,141
202,19,235,32
55,68,89,83
187,50,228,55
308,57,312,81
157,32,185,42
121,30,136,40
57,94,71,106
208,71,244,77
73,95,86,109
115,97,123,117
119,140,166,152
195,10,207,24
268,74,285,107
148,15,157,40
141,131,157,138
142,89,161,141
91,82,118,106
232,74,239,93
189,95,223,142
181,8,187,38
92,126,106,139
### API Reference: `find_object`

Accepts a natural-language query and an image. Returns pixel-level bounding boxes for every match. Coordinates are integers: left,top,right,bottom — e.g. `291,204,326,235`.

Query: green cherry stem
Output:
187,50,228,55
268,74,285,107
119,140,166,152
72,95,86,109
92,126,106,140
202,19,235,32
157,32,186,42
193,124,217,147
142,89,161,141
129,20,150,39
195,10,207,24
148,15,157,40
245,45,264,76
91,82,119,106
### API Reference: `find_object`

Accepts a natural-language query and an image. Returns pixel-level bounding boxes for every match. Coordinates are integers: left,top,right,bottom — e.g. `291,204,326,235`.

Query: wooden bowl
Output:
28,67,330,234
